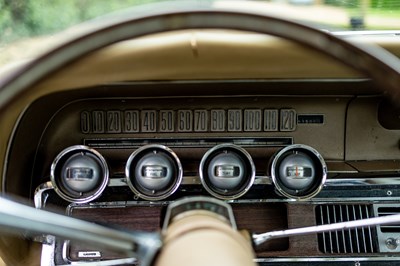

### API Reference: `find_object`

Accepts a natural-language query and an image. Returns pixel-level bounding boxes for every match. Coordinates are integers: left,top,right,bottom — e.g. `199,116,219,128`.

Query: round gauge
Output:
125,145,183,201
199,144,255,200
50,145,109,203
270,144,327,200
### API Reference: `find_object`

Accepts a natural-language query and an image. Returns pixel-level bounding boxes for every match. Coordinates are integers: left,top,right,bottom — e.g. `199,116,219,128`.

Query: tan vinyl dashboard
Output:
2,26,400,266
0,29,393,183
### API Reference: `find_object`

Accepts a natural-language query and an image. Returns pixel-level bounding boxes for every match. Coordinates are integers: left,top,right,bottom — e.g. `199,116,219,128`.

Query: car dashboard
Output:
1,26,400,265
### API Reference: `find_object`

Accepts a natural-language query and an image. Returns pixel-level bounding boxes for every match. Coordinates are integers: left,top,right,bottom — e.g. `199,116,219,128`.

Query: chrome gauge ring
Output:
270,144,327,200
125,145,183,201
199,144,255,200
50,145,109,203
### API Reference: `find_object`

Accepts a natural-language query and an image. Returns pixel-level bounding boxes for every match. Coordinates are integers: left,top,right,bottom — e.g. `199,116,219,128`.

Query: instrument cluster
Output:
49,143,327,204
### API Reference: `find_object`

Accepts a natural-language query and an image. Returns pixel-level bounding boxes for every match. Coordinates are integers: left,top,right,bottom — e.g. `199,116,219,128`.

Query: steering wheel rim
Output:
1,3,400,265
0,4,400,112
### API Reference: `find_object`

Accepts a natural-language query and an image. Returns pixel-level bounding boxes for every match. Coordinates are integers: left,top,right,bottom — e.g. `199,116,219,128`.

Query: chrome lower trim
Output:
110,175,270,186
65,198,400,217
68,258,137,265
255,256,400,263
85,136,293,149
108,175,400,187
326,177,400,186
41,236,56,266
62,240,71,264
34,174,400,209
333,30,400,37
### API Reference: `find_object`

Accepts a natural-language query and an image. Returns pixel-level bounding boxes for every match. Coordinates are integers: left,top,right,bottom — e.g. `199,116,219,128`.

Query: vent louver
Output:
316,204,377,254
377,207,400,233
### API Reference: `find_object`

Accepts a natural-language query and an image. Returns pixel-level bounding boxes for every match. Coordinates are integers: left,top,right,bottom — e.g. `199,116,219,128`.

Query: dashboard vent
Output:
376,206,400,233
316,204,377,254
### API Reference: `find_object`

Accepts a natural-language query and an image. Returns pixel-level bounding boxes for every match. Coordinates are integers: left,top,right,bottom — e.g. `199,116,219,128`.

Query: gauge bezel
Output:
125,144,183,201
199,144,255,200
270,144,327,200
50,145,109,203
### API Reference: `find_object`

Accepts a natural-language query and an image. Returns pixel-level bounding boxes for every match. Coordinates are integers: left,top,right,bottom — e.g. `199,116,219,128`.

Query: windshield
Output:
0,0,399,65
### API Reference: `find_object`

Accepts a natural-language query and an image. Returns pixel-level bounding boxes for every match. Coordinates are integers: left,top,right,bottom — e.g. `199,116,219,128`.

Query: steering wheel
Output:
1,2,400,266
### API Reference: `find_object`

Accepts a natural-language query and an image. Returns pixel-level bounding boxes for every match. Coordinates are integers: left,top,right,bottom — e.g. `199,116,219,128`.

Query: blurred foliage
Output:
0,0,157,45
325,0,400,9
370,0,400,9
324,0,359,8
1,0,399,47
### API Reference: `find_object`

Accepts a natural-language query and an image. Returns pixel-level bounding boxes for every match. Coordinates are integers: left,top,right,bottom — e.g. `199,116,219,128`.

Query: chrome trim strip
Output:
62,240,71,265
254,176,272,185
326,177,400,186
255,256,400,262
86,136,293,149
41,236,56,266
110,175,270,186
333,30,400,36
109,177,128,186
64,258,138,266
34,181,54,209
36,185,400,208
110,176,400,187
66,198,400,214
182,175,202,185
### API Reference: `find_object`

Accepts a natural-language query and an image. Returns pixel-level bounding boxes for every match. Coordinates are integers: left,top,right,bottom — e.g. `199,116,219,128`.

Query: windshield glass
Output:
0,0,399,65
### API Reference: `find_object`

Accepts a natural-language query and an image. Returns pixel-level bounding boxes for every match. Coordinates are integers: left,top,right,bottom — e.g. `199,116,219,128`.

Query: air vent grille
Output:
377,207,400,233
316,204,377,254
